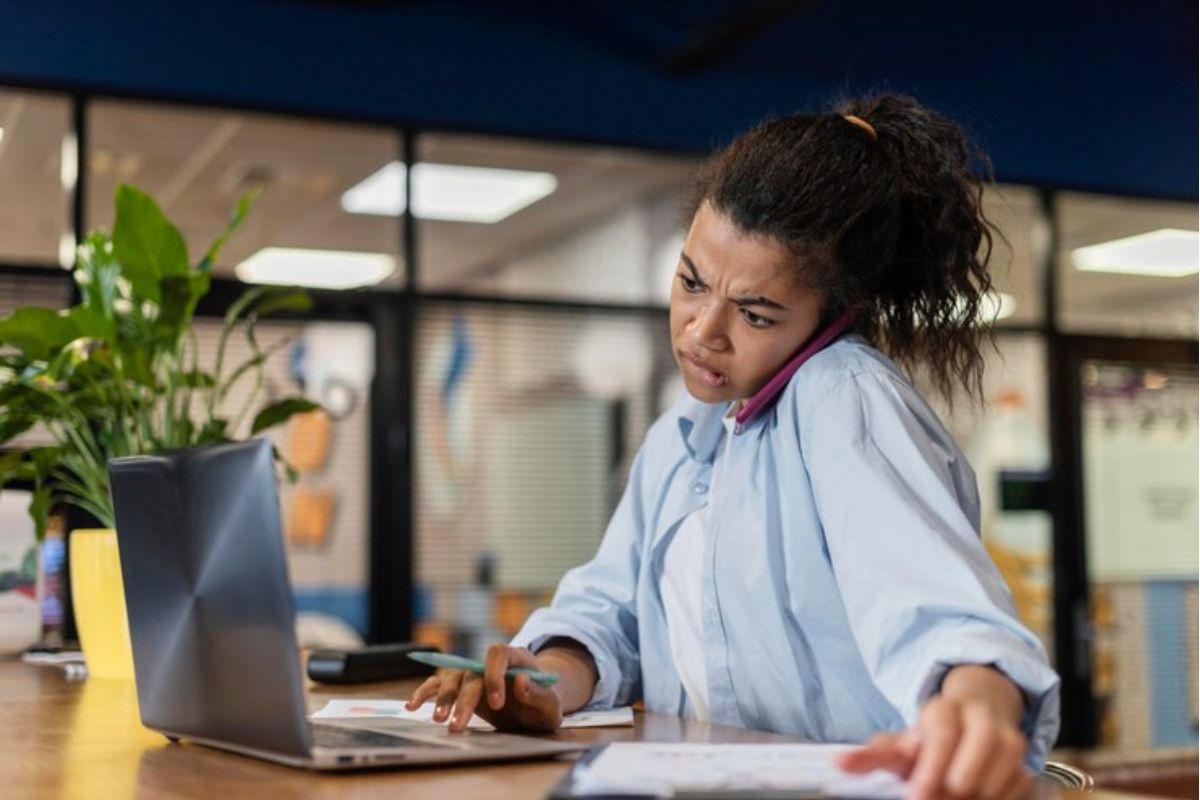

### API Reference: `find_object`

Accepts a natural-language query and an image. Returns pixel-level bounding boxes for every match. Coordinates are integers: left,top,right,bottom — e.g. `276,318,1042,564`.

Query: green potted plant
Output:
0,184,318,675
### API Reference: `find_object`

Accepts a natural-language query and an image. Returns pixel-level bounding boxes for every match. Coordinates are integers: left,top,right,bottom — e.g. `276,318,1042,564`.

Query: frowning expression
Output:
670,202,824,405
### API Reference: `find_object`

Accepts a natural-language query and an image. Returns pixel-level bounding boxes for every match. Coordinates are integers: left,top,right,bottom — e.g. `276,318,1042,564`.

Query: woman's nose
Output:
688,303,727,349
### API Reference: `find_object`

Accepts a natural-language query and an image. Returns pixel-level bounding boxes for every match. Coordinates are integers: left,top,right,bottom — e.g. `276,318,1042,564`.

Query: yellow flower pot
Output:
69,528,136,680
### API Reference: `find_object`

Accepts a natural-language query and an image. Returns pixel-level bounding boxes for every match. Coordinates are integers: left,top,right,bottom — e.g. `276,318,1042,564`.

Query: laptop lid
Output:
108,439,312,759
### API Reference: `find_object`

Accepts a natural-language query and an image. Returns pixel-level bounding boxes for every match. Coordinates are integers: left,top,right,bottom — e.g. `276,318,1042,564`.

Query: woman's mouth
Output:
680,351,728,388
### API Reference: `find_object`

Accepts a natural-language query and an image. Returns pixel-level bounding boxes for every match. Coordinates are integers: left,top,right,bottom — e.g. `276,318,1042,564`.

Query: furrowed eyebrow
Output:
680,253,787,312
680,253,706,285
732,294,787,312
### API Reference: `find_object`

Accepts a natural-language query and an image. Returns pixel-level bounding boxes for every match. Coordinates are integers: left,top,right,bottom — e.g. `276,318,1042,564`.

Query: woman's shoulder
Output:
787,334,906,400
780,335,936,433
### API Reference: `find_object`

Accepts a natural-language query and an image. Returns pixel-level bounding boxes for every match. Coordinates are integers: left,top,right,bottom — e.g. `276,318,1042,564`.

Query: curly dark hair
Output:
684,92,1000,403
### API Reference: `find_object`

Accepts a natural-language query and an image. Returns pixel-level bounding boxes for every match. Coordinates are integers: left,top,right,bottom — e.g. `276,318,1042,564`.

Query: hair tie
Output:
842,114,877,140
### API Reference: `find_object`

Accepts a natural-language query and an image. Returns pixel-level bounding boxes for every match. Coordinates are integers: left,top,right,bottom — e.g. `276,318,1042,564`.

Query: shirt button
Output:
692,481,708,494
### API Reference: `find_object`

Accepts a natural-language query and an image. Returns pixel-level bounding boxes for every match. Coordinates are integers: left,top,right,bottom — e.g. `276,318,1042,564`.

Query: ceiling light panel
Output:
1072,229,1199,278
235,247,394,289
341,161,557,223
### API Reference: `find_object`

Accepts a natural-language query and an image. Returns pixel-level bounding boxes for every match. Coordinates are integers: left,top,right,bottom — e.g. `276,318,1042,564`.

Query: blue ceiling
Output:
1,0,1195,199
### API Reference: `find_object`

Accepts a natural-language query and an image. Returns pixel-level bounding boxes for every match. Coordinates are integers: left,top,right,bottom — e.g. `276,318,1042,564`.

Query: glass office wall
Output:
86,100,405,288
0,90,72,267
1082,360,1198,750
1054,191,1199,751
982,184,1047,327
415,133,696,304
413,302,672,658
1056,192,1198,337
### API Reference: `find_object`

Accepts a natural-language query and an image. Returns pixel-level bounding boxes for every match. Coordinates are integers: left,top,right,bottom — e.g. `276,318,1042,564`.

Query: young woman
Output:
407,93,1060,800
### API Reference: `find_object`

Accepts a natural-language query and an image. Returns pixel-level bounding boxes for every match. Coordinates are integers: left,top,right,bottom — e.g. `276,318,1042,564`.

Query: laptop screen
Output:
108,439,312,757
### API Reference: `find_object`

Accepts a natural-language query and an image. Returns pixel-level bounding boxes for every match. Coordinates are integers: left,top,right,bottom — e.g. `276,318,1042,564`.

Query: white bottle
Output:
0,490,41,656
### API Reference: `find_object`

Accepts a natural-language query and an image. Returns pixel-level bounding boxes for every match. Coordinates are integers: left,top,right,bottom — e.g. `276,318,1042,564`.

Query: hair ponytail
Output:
686,92,1000,403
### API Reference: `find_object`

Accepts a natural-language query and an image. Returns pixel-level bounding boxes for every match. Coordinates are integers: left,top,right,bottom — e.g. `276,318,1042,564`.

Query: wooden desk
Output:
0,660,1149,800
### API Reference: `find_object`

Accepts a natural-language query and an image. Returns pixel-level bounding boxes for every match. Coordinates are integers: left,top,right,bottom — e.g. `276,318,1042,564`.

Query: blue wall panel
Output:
0,1,1193,198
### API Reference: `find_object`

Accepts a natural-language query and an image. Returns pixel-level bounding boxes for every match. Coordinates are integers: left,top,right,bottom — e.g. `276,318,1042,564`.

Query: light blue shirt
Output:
512,334,1061,767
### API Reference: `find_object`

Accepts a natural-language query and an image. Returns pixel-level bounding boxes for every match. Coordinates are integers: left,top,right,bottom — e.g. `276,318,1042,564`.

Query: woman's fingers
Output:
843,696,1030,800
907,699,961,800
976,727,1029,800
944,703,999,797
405,675,440,710
421,645,559,733
510,673,563,730
449,676,484,733
483,644,542,710
838,731,918,776
483,644,513,710
432,669,464,722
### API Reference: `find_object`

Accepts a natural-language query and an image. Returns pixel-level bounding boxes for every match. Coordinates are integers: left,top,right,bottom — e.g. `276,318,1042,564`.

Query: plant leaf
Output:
250,397,319,435
197,418,229,443
0,308,79,359
271,444,300,484
75,230,120,321
112,184,189,302
68,304,116,344
30,446,62,476
197,188,259,272
180,370,217,388
0,450,25,487
27,485,51,541
116,340,157,386
223,286,269,327
158,271,211,337
253,289,312,318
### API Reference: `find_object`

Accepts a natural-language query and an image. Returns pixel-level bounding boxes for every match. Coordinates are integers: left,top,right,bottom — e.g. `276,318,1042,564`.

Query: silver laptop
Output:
108,438,584,770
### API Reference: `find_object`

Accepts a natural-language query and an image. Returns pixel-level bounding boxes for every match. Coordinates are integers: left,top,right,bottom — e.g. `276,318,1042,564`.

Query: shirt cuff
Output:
914,650,1061,770
510,610,632,710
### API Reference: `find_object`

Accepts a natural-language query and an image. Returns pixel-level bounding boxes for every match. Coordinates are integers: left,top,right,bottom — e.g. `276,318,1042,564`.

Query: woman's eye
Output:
741,309,774,328
678,273,703,294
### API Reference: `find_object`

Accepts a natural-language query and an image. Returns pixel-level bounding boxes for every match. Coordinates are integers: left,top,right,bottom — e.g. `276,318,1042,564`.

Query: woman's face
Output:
670,202,824,405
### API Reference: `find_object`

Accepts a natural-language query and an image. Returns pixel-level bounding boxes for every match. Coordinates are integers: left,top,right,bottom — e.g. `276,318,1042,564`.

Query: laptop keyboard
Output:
310,724,446,750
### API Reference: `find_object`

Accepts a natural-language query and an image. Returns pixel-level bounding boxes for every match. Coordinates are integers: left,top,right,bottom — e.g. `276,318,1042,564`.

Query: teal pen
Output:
407,651,559,686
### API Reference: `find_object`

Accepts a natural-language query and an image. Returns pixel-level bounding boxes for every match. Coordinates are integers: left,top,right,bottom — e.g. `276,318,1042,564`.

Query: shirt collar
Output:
676,394,731,464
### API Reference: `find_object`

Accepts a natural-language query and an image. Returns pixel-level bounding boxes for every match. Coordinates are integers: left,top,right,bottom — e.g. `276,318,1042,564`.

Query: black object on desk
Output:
307,643,441,684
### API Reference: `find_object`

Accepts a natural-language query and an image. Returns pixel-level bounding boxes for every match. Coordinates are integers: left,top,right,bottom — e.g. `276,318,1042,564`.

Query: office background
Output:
0,0,1195,767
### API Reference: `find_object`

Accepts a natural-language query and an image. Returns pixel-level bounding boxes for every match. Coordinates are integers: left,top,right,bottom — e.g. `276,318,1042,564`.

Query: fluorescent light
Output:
235,248,394,289
60,133,77,191
342,162,405,216
1072,229,1199,277
415,163,557,223
0,127,5,145
341,161,557,223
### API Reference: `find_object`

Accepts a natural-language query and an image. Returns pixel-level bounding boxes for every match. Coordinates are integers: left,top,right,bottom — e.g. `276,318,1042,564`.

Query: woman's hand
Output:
405,644,563,733
838,666,1031,800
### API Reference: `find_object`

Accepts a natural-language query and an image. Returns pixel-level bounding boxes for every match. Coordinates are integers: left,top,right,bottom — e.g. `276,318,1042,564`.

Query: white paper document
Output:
568,743,907,798
310,698,634,730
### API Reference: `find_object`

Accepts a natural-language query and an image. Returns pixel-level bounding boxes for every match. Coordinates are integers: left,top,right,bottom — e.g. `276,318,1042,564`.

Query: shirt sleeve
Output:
801,371,1061,768
509,443,649,710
